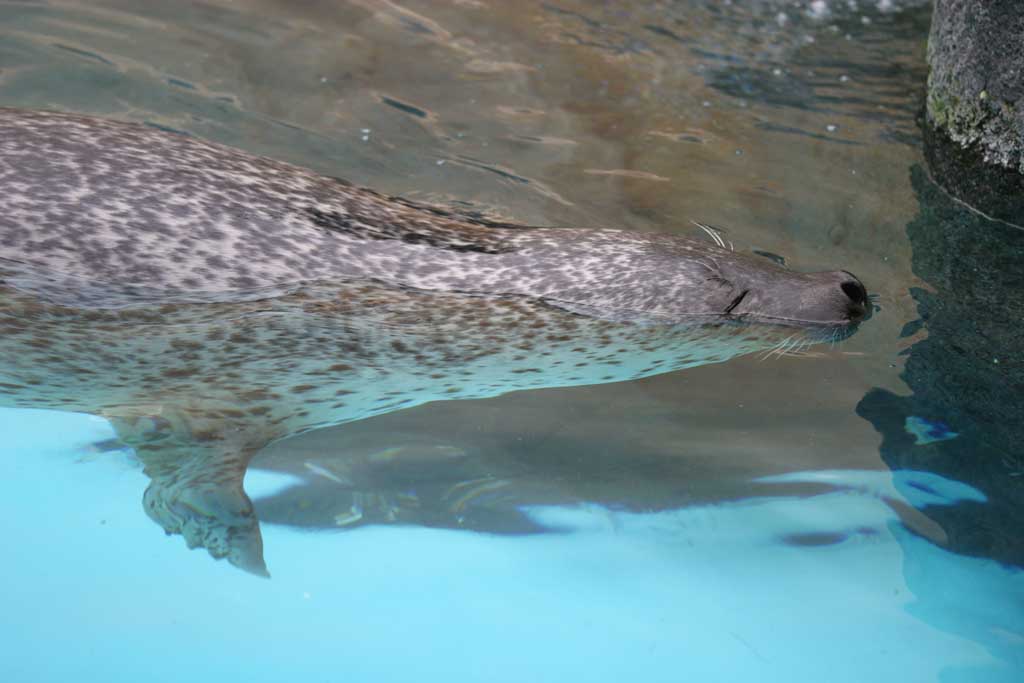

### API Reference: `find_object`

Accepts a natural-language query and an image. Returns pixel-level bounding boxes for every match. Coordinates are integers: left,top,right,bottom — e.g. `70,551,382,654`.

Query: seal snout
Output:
838,271,869,323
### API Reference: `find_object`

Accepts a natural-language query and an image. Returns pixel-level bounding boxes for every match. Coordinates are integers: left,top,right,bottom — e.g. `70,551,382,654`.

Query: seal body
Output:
0,108,869,574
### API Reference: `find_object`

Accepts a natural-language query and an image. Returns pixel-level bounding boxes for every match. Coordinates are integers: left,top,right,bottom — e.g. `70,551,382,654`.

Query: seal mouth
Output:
806,319,862,343
735,313,864,328
711,302,866,346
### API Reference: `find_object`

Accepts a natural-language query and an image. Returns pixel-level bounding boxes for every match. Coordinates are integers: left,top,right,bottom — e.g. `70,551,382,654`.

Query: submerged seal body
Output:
0,108,868,574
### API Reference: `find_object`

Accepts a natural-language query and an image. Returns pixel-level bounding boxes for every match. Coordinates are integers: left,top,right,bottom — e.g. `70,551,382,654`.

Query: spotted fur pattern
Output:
0,109,862,574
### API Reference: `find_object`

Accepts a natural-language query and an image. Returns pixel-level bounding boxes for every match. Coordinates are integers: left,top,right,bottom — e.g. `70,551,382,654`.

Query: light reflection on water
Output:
0,0,1022,680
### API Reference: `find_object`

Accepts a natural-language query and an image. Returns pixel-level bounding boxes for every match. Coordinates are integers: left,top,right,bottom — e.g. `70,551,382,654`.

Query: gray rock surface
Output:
927,0,1024,172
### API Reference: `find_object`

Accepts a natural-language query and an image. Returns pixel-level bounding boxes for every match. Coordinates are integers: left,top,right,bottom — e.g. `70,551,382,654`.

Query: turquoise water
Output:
3,408,1021,682
1,1,1022,681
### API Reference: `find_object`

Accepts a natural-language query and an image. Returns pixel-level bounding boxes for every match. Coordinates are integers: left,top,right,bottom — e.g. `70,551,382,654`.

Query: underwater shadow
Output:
856,160,1024,567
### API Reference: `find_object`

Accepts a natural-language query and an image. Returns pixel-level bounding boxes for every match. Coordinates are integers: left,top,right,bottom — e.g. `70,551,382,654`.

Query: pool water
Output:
0,1,1021,681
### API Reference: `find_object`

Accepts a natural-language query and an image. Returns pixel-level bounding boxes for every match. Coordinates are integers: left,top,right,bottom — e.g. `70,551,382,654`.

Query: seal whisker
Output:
759,343,779,362
690,220,726,249
689,221,734,251
829,328,842,350
779,339,800,358
695,258,720,276
781,336,803,359
760,334,794,361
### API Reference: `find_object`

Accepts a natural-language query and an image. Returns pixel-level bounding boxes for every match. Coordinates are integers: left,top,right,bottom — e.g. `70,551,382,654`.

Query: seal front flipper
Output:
142,457,267,577
109,415,269,577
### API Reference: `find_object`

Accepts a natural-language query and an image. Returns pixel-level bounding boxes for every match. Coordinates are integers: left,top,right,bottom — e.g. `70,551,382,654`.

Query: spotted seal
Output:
0,108,868,575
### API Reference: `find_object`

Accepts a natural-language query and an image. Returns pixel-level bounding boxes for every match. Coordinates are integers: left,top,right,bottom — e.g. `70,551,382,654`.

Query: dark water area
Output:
859,164,1024,567
0,1,1022,681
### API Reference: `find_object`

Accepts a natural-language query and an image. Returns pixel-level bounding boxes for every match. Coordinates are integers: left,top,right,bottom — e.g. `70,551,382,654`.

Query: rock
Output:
922,110,1024,225
926,0,1024,173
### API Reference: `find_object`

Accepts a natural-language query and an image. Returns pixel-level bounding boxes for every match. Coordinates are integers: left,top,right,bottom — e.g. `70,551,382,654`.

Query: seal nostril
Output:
840,280,867,305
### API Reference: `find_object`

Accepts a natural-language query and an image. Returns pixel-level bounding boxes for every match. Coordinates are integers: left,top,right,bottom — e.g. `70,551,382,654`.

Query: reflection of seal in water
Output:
0,108,868,575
